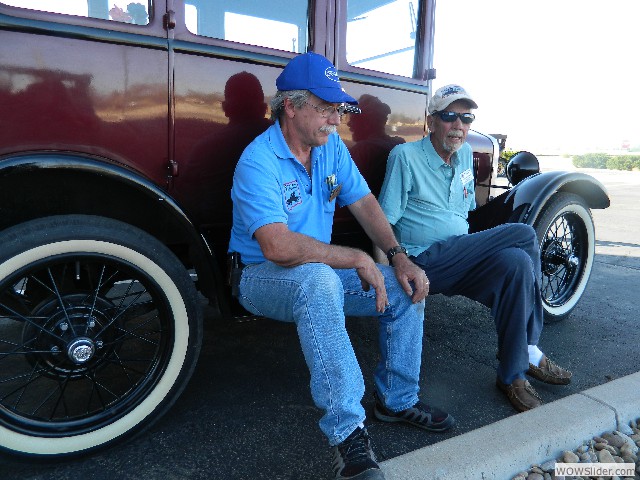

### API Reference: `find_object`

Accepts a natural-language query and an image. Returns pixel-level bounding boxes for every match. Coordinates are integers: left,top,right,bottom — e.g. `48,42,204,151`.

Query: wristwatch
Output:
386,245,408,264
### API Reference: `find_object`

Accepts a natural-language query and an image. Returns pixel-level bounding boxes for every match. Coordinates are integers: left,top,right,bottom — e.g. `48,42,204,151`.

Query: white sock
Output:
528,345,544,366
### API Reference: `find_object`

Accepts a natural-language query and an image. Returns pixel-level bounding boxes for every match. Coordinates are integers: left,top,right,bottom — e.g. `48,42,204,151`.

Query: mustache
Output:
448,130,464,138
319,125,337,134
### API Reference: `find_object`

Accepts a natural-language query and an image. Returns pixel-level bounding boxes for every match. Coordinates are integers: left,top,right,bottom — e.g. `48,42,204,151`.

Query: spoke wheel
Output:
0,215,202,457
534,193,595,322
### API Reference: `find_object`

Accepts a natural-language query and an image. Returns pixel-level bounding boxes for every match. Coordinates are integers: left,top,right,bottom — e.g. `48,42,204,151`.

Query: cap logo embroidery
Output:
440,85,463,98
324,67,340,82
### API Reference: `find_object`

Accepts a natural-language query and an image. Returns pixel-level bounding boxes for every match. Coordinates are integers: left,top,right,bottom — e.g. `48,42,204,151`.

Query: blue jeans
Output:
411,223,544,384
237,261,425,446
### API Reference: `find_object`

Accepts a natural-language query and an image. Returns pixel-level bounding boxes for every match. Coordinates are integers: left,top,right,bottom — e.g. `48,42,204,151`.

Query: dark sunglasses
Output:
433,111,475,124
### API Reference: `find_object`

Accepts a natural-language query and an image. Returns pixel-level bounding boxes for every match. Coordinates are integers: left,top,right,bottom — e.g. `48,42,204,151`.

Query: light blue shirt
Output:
229,120,370,264
378,135,476,257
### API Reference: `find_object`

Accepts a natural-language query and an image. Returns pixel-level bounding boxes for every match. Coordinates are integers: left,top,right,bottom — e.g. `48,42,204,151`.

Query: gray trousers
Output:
411,223,543,384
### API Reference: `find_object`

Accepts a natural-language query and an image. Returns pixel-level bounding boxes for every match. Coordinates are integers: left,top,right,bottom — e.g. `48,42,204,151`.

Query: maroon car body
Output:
0,0,608,458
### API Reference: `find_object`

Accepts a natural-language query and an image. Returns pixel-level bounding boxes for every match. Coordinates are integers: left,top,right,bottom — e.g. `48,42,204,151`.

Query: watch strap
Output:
386,245,408,263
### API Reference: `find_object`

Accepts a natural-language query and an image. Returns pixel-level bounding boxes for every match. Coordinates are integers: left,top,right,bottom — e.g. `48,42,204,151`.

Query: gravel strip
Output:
511,418,640,480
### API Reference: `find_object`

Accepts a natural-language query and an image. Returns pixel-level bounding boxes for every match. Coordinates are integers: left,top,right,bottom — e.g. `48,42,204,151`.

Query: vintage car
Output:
0,0,608,458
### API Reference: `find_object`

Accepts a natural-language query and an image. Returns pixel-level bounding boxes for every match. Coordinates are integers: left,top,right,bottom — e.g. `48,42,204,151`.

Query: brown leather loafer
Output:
496,378,543,412
527,356,572,385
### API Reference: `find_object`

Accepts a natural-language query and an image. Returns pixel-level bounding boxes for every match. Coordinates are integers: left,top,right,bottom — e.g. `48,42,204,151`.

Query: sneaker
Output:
373,392,454,432
331,427,385,480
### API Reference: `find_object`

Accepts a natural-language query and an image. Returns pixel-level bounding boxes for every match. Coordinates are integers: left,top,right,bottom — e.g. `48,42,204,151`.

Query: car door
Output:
0,0,171,187
168,0,328,259
329,0,435,241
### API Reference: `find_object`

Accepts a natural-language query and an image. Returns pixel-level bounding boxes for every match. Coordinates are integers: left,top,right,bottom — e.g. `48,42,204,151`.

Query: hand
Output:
355,257,389,313
391,254,429,303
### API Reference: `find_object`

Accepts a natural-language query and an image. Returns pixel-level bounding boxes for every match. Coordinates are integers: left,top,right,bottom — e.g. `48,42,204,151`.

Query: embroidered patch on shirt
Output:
283,180,302,211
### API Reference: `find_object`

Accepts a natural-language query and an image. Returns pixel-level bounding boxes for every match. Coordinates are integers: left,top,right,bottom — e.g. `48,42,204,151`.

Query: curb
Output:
380,371,640,479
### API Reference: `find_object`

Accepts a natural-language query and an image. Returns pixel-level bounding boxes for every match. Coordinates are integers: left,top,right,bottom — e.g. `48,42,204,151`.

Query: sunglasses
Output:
433,111,475,124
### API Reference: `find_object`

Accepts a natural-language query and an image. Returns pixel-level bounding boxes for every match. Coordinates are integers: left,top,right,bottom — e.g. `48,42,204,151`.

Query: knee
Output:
511,223,538,247
512,224,541,267
494,248,534,279
295,263,343,300
379,265,426,311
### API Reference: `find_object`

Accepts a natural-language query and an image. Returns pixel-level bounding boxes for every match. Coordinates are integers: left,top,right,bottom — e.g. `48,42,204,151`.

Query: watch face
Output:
387,246,406,262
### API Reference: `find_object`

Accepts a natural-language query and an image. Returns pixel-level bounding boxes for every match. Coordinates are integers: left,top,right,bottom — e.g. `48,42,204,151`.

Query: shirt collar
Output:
269,119,324,167
269,119,294,160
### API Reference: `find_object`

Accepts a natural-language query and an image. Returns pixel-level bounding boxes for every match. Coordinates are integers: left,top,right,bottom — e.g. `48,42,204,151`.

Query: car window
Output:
1,0,150,25
184,0,309,53
346,0,419,77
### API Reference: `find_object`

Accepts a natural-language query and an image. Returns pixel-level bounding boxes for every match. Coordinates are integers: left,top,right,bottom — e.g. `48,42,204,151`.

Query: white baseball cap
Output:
428,84,478,115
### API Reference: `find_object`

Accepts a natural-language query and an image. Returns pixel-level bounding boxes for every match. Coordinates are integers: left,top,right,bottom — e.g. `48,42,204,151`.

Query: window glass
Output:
184,0,308,53
1,1,150,25
346,0,419,77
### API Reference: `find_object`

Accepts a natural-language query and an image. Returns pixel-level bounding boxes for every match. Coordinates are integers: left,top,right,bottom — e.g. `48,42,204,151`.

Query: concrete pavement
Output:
381,371,640,479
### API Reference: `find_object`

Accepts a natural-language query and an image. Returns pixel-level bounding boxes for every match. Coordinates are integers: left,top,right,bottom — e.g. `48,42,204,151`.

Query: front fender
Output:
469,171,610,232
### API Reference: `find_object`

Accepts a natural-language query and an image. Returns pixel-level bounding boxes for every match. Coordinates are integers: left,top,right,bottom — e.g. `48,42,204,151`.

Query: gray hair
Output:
270,90,311,121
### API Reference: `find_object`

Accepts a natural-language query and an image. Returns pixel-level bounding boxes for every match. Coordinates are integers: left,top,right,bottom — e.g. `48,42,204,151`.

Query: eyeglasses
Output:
304,101,349,118
433,111,475,124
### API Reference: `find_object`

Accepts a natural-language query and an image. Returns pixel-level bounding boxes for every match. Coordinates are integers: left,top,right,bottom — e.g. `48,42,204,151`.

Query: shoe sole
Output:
336,468,386,480
373,406,455,432
526,369,572,385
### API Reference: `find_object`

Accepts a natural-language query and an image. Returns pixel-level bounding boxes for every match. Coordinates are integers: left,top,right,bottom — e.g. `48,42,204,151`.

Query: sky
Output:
432,0,640,154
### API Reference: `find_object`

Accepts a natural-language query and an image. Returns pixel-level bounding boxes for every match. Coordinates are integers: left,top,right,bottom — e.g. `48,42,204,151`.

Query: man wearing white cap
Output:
228,53,454,480
378,84,572,414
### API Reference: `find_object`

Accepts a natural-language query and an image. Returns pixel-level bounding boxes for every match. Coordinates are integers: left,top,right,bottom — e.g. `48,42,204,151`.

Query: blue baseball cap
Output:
276,52,358,105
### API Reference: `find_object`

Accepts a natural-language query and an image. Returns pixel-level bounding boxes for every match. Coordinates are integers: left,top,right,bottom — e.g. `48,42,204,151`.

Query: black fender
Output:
0,152,227,316
469,170,610,232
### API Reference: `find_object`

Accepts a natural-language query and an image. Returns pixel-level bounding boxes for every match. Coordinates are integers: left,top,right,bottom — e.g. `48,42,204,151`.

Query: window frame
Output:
171,0,325,64
0,0,164,37
331,0,435,89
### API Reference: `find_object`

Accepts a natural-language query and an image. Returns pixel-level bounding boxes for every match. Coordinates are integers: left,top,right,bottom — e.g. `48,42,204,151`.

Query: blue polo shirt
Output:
229,120,370,264
378,135,476,257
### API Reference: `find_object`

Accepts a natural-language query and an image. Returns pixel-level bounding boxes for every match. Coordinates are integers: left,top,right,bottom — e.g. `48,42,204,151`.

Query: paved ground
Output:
1,161,638,479
381,371,640,479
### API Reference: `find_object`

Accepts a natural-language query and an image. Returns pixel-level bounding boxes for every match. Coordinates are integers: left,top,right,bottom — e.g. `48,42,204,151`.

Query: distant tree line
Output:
572,153,640,171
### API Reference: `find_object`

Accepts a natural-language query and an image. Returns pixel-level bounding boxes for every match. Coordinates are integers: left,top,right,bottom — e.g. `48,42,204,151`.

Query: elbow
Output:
260,243,296,267
260,244,281,263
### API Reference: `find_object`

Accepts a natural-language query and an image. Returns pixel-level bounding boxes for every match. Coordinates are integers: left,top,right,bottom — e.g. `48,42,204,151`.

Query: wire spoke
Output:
0,253,171,431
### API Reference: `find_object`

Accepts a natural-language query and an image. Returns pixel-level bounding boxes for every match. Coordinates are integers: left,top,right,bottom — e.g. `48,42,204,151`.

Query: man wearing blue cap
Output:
228,52,454,480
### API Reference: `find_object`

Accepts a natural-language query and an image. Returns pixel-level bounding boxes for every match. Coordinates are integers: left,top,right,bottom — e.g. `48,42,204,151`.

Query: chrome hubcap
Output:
67,338,96,364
